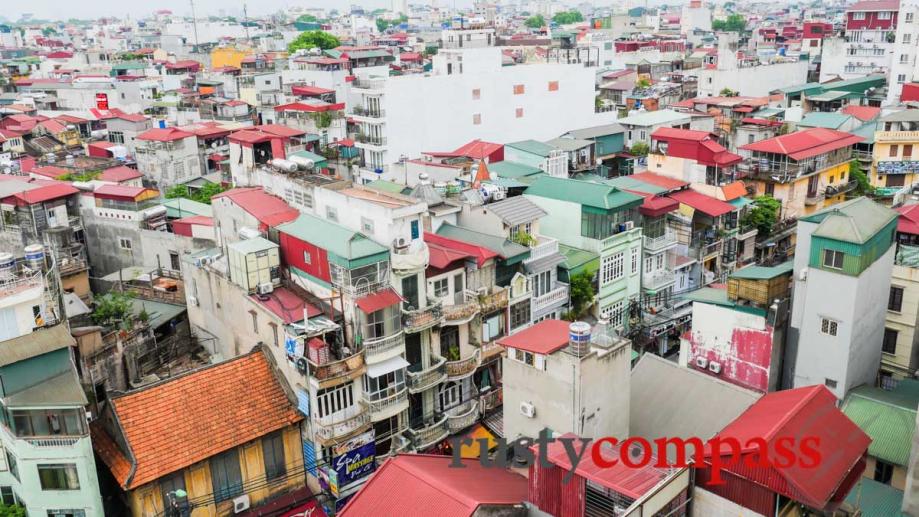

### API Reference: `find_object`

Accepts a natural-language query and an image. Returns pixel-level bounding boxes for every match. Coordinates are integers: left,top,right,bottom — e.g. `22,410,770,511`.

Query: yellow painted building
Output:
210,47,254,70
870,111,919,192
745,160,852,219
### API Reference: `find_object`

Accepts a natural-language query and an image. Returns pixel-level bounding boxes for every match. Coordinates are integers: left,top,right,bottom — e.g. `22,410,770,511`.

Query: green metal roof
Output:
798,111,853,129
778,81,823,96
680,288,767,317
289,149,328,166
162,198,213,219
366,179,408,195
489,161,544,179
729,261,794,280
435,223,530,263
841,380,919,466
805,90,855,103
276,213,388,266
558,244,599,276
131,298,187,330
844,479,905,517
820,75,887,93
606,176,667,195
506,139,555,158
485,177,528,188
853,121,879,144
525,176,644,211
802,197,898,245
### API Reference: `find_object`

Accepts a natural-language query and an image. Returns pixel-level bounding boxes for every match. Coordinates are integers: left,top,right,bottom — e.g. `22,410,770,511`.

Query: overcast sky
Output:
5,0,410,21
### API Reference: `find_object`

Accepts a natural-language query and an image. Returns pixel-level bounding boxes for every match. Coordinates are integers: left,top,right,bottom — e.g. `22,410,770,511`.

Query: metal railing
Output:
876,130,919,142
0,268,44,299
479,287,509,314
407,356,447,393
355,134,387,146
804,193,825,206
24,436,82,448
445,349,481,379
532,283,569,313
402,301,444,333
351,106,385,118
479,388,502,415
689,239,722,260
446,400,479,433
443,290,480,323
312,403,371,442
363,331,405,358
352,77,386,91
526,236,559,261
309,350,365,385
406,415,449,450
642,270,675,290
642,229,677,252
364,387,408,415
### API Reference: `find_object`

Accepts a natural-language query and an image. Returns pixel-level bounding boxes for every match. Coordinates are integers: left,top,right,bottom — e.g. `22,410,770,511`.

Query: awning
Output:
366,355,410,378
459,424,499,459
524,252,566,274
355,288,402,314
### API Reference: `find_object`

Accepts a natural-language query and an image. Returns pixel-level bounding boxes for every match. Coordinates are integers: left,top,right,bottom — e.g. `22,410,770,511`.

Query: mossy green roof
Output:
506,139,555,158
525,176,644,211
558,244,599,276
802,197,897,245
841,380,919,466
161,198,213,218
605,176,667,195
681,287,767,317
366,179,408,195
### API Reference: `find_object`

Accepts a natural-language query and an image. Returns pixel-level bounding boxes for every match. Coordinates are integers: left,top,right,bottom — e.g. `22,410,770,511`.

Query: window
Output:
303,251,311,265
899,74,907,84
160,472,187,516
825,378,838,389
119,238,132,250
250,311,257,333
270,323,279,348
878,10,892,19
433,278,449,298
515,107,524,118
510,301,531,329
630,247,639,275
46,511,85,517
602,300,626,327
905,144,913,158
883,328,899,354
823,249,844,269
38,464,80,490
0,487,16,506
109,131,125,144
533,270,552,297
904,34,913,44
472,88,481,99
513,84,525,95
472,113,481,125
907,12,914,23
601,252,624,285
361,217,374,233
5,452,16,482
901,54,910,64
326,206,338,222
891,144,899,157
853,12,866,20
11,409,86,437
820,318,839,336
548,81,559,91
874,459,894,484
262,431,286,481
889,286,904,311
316,384,354,418
210,449,243,503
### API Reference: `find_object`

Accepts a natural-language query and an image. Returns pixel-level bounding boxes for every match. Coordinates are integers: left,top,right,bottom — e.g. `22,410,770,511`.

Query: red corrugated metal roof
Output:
256,124,307,138
137,127,194,142
355,288,403,314
704,385,870,511
213,188,299,227
31,165,70,179
497,319,570,355
249,286,320,324
339,454,528,517
3,183,78,205
670,189,735,217
630,171,689,191
541,432,667,500
740,128,863,160
896,204,919,235
847,0,899,11
424,231,498,267
291,85,335,96
427,238,475,270
841,105,881,122
274,101,345,113
99,165,142,182
173,215,213,226
639,194,680,216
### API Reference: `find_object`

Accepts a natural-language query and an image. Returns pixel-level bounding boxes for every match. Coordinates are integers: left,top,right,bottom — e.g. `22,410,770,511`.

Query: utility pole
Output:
243,3,250,42
190,0,200,52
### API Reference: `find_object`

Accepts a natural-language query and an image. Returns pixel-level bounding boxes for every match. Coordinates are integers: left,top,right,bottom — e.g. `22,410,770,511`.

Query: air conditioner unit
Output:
393,237,408,249
520,401,536,418
233,495,250,513
708,361,722,374
695,357,709,369
257,282,274,295
622,221,635,231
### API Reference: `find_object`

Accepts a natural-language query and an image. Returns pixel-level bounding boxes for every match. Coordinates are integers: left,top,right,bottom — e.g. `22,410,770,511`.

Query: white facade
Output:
134,135,202,188
681,3,713,34
888,0,919,103
350,47,617,182
695,60,810,98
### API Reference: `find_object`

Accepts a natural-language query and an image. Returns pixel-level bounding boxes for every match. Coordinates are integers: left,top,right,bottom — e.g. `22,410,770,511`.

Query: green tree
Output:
849,159,873,196
297,14,318,23
92,292,136,329
630,141,650,157
525,14,546,28
288,30,341,53
0,504,26,517
165,182,226,204
165,184,190,200
636,77,652,89
713,14,746,32
552,11,584,25
741,195,781,236
719,87,738,97
569,271,596,317
375,18,390,33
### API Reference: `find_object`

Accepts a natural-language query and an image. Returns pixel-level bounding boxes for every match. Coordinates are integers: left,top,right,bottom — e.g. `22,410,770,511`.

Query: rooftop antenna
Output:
190,0,200,52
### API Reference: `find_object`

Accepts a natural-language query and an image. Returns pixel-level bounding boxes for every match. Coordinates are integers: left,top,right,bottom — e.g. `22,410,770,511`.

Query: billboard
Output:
878,160,919,175
95,92,109,110
320,430,375,497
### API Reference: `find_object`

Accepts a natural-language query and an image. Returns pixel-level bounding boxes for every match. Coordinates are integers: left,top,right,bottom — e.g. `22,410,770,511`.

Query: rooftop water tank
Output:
567,321,592,357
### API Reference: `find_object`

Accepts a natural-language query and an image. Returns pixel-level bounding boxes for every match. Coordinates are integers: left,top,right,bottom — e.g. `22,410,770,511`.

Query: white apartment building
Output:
820,0,900,82
888,0,918,103
348,47,617,183
695,34,810,98
441,26,496,49
133,127,202,188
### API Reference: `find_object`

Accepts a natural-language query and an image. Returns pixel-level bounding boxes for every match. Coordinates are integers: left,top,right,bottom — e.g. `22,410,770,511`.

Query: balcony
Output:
446,400,479,433
479,388,503,416
403,301,443,333
351,106,385,118
689,239,722,260
442,290,480,325
365,387,409,421
308,350,365,389
643,229,677,253
445,349,481,380
532,283,569,313
312,403,371,443
24,436,82,448
475,340,505,363
736,225,758,241
478,287,509,314
406,356,447,393
804,193,825,206
876,131,919,142
355,133,387,147
392,433,413,454
363,331,405,361
406,415,449,450
642,270,675,291
526,236,560,262
352,77,386,91
825,180,859,197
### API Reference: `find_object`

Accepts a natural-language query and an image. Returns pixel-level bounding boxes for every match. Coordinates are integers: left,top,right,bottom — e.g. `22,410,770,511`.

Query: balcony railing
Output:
363,331,405,359
476,341,505,362
479,287,509,314
876,131,919,142
406,415,449,450
443,290,480,324
407,356,447,393
642,270,675,291
352,77,386,91
824,180,859,197
352,106,385,118
24,436,82,448
479,388,502,416
446,400,479,433
643,229,677,252
355,134,387,146
532,283,569,313
804,193,825,206
364,387,408,415
312,403,371,442
445,349,481,379
689,239,722,260
309,350,365,387
0,269,43,300
526,236,559,262
403,301,444,333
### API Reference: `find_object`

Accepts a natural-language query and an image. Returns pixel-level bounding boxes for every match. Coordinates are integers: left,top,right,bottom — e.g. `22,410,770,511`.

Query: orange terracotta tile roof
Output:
91,424,132,485
95,350,302,489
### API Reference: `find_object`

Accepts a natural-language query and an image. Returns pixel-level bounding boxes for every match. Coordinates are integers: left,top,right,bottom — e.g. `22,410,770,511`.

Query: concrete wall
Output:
696,60,809,97
691,487,764,517
902,410,919,515
885,263,919,378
